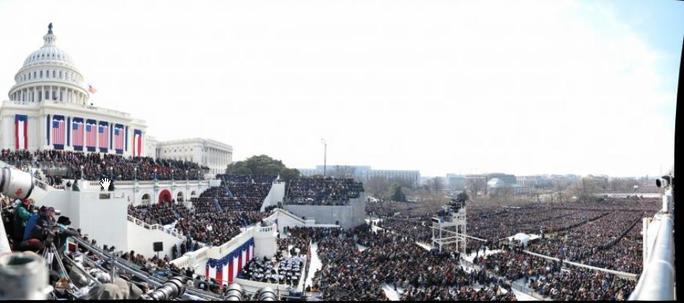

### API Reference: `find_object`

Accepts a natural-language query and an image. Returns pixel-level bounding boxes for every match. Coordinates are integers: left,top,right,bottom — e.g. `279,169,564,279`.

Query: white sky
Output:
0,0,679,177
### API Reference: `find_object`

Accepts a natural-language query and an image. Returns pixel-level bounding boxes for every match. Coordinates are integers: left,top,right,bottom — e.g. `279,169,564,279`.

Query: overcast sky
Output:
0,0,680,177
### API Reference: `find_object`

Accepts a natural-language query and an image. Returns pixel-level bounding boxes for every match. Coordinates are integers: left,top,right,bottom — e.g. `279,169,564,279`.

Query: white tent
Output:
508,233,531,246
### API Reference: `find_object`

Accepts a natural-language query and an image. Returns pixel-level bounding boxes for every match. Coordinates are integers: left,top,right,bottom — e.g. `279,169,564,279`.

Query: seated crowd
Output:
285,176,364,205
239,255,304,286
1,149,205,182
126,175,275,248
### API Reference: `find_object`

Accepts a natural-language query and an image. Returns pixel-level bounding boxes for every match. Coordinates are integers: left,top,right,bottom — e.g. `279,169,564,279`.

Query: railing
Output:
629,186,675,300
126,215,186,240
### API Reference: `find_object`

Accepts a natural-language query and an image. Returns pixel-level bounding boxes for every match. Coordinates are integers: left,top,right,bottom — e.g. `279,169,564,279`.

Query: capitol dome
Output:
8,23,90,105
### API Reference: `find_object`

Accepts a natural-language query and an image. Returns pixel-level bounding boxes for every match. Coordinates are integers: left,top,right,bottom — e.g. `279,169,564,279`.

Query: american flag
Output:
88,84,97,94
133,129,142,156
72,121,84,147
98,124,109,149
86,122,97,148
114,125,124,151
52,118,65,145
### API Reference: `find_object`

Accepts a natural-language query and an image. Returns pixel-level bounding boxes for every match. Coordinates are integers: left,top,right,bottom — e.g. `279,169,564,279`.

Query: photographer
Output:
12,198,33,243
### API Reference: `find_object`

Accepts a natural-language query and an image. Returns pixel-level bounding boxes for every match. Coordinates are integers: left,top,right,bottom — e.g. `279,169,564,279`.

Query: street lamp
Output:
154,168,158,181
80,165,84,181
321,138,327,177
134,166,138,182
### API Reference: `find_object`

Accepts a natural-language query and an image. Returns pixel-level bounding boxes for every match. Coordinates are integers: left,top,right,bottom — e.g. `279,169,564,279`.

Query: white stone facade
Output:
155,138,233,175
0,24,148,156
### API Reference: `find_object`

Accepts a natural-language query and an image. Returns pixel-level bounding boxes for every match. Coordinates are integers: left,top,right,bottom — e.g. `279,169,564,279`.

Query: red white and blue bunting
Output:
205,238,255,286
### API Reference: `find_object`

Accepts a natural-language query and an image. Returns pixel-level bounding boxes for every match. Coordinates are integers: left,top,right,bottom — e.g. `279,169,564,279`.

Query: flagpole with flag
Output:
87,83,97,105
88,83,97,94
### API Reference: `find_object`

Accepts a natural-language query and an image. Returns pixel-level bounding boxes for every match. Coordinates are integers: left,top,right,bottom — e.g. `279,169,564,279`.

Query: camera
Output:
141,276,188,300
655,175,672,189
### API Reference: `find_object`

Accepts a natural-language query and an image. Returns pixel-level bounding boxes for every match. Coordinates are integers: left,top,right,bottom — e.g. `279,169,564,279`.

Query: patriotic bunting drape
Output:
52,115,66,149
205,238,255,286
72,118,84,151
15,115,28,150
85,119,97,151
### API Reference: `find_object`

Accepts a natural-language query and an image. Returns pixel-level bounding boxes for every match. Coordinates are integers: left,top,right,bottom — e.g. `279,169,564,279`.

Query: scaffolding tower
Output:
431,199,467,254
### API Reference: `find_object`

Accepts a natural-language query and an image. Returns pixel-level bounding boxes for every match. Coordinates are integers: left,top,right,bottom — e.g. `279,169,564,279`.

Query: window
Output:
40,70,43,78
59,71,62,79
52,70,56,78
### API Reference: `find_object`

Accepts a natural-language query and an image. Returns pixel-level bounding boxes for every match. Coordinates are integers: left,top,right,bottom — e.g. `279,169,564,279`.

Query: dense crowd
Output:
286,176,364,205
528,267,635,300
126,175,275,247
466,198,659,273
1,149,205,182
127,203,189,226
284,226,515,301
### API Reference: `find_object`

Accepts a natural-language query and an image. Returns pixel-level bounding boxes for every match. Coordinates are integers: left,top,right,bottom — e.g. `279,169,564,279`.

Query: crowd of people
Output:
126,175,276,247
239,255,304,286
466,198,659,267
282,226,516,301
1,149,206,182
127,203,189,226
528,267,635,300
285,176,364,205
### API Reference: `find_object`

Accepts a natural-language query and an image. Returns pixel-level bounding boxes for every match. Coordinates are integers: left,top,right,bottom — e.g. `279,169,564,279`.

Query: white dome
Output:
8,23,89,105
23,45,76,68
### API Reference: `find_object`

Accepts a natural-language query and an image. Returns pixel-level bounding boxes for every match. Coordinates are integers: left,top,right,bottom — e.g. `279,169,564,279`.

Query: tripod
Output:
41,234,78,296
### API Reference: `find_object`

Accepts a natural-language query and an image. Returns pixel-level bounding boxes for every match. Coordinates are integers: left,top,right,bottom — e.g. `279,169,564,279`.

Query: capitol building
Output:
0,24,232,175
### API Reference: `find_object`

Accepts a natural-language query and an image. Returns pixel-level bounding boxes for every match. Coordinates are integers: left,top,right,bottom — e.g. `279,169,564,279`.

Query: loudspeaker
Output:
153,242,163,252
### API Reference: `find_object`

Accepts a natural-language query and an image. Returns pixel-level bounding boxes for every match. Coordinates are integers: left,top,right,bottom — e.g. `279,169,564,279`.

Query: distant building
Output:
155,138,233,175
370,169,420,187
298,165,420,187
486,173,517,186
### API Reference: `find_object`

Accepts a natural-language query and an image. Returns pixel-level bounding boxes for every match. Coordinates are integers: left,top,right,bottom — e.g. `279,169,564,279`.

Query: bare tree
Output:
465,178,486,197
426,177,445,193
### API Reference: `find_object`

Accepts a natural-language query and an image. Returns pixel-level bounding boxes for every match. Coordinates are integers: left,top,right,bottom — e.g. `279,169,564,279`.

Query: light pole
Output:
321,138,327,177
80,165,84,181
